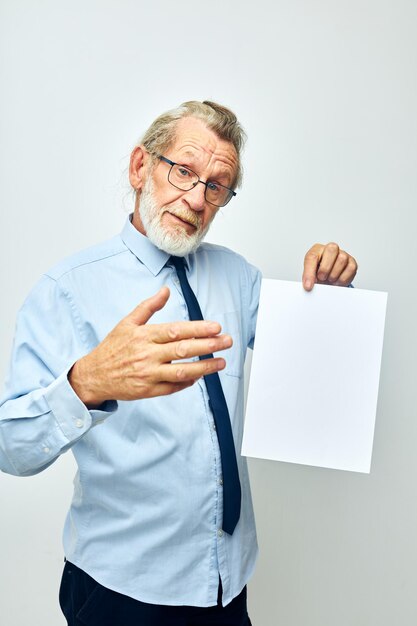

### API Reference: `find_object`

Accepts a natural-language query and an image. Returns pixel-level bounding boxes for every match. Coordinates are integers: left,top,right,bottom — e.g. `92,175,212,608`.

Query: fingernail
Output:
304,280,312,290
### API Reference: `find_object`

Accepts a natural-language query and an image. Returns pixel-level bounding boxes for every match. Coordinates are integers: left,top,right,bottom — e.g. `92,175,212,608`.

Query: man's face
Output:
132,117,238,256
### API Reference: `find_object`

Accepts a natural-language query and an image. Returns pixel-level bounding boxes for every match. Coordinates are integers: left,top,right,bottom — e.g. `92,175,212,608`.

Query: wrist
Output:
68,358,106,409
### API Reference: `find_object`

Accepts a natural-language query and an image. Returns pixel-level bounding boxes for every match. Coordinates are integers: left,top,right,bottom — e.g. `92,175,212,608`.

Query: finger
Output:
336,258,358,286
150,320,222,344
316,243,340,282
127,287,170,326
159,357,227,383
146,380,197,397
327,251,349,283
302,244,324,291
162,334,233,361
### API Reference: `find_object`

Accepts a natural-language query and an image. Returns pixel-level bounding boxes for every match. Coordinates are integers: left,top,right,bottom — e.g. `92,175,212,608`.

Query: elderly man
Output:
0,101,357,625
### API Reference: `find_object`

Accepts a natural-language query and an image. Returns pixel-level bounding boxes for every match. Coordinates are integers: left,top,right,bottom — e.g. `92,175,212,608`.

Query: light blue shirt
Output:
0,216,262,607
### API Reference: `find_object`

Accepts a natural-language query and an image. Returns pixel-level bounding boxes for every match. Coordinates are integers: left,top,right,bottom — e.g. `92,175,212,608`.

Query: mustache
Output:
165,207,201,229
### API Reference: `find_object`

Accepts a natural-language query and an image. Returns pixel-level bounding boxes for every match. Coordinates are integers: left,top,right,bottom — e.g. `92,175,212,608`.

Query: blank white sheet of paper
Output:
241,280,387,473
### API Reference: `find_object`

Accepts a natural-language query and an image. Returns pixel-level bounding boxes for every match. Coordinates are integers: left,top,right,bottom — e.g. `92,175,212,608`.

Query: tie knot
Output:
170,255,186,272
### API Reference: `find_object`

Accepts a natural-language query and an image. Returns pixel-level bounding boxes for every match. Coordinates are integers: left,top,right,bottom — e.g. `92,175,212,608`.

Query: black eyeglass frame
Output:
157,155,237,208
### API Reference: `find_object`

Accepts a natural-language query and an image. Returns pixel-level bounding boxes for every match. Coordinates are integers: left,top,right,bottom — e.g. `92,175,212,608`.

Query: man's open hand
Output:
302,243,358,291
69,287,232,407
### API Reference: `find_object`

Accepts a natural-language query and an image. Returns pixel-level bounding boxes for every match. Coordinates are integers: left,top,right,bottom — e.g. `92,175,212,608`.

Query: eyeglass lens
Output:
168,164,232,207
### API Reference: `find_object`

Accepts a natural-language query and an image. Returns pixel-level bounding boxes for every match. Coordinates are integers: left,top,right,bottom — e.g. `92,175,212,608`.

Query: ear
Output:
129,145,149,192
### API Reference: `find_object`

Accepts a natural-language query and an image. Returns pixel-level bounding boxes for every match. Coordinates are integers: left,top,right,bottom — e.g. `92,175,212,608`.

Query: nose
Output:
183,181,207,211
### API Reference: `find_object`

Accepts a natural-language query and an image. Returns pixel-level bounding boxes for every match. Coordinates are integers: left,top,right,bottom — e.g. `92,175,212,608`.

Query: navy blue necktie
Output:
170,255,241,535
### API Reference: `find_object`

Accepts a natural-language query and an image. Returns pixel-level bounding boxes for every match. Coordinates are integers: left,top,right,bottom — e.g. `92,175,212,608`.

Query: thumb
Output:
302,244,323,291
127,287,170,326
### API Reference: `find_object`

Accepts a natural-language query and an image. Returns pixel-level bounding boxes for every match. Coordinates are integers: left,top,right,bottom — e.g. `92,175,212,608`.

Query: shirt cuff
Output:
44,367,117,441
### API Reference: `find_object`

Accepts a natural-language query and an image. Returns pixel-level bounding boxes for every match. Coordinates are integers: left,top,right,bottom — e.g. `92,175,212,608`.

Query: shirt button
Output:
43,447,50,454
75,419,84,428
219,477,223,486
217,529,223,537
212,422,216,431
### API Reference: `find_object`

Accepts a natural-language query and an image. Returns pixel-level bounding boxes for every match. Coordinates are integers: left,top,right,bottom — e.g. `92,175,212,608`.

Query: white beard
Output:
138,175,213,257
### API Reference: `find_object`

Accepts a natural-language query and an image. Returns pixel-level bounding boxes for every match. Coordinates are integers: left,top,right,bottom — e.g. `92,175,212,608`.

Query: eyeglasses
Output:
158,155,237,208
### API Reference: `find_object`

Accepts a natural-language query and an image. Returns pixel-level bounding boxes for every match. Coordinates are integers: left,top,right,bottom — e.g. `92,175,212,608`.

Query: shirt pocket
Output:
211,310,243,378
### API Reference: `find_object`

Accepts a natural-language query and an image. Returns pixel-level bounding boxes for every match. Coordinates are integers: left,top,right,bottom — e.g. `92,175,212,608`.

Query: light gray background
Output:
1,1,416,624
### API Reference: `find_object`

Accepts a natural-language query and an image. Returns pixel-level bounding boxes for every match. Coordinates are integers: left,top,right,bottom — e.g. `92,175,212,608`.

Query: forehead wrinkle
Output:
174,140,237,184
167,117,238,183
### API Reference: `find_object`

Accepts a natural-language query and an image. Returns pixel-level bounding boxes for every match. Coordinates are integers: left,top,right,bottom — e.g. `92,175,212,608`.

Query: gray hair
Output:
140,100,246,188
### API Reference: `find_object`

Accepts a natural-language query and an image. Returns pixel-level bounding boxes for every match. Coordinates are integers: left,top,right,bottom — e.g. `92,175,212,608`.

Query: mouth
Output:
166,211,199,230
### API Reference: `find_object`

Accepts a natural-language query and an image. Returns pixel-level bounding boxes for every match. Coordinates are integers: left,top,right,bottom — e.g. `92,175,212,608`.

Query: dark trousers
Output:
59,560,252,626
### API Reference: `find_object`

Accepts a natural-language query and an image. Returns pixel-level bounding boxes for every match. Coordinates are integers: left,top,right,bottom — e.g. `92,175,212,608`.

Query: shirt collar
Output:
120,214,190,275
